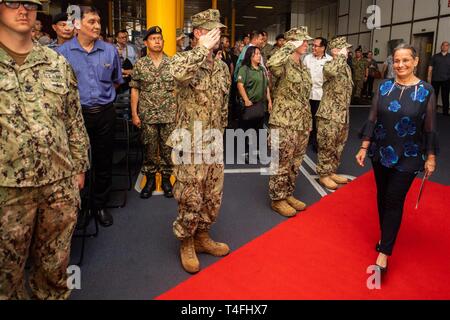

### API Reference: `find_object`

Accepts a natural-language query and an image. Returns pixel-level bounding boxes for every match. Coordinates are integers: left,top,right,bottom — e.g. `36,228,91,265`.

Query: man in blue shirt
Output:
57,6,123,227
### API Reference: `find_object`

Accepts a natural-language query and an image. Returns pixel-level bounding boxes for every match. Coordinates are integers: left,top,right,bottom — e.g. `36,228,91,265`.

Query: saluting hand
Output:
288,40,304,49
338,47,348,58
199,28,221,50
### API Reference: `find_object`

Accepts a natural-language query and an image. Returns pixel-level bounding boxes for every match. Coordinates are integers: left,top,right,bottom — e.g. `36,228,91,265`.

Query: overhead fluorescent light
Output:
242,16,257,19
254,6,273,9
235,24,245,27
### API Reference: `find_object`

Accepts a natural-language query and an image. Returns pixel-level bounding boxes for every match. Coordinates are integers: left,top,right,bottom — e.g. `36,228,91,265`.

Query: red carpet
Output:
157,172,450,300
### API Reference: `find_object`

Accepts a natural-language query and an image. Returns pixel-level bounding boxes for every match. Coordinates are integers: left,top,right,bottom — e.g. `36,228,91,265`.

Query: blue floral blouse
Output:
360,79,439,173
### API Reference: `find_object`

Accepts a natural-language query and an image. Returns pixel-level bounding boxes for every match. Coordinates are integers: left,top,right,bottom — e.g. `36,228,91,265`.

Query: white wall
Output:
436,16,450,53
392,0,413,23
359,0,373,32
339,0,350,15
441,0,450,15
349,0,362,33
372,27,391,60
337,0,450,61
414,0,439,20
338,15,349,35
359,32,372,51
348,34,360,48
377,0,393,26
302,2,338,39
329,4,338,37
391,23,411,42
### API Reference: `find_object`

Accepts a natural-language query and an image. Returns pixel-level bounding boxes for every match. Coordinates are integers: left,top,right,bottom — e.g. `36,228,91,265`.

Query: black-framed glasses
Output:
1,1,39,11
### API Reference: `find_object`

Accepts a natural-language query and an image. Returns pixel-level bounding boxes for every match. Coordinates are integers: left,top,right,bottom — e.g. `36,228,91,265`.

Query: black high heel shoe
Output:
375,262,388,274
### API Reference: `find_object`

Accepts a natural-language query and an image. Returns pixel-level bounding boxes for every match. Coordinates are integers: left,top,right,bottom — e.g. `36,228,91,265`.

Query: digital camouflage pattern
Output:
169,42,230,240
316,118,349,177
283,27,313,42
352,57,368,98
141,122,175,177
167,45,231,153
267,42,313,131
260,43,274,61
316,55,353,124
328,36,352,50
316,54,352,177
172,162,224,239
0,176,79,300
129,55,176,124
269,127,309,201
191,9,226,30
0,44,90,187
0,44,88,300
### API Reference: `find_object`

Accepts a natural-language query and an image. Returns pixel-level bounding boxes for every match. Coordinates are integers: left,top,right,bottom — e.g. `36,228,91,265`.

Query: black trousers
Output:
432,80,450,115
239,116,264,155
309,100,320,148
372,161,417,256
82,105,116,210
363,76,375,98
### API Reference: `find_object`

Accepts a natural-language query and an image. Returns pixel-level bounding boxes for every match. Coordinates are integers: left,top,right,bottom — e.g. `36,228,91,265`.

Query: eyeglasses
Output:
1,1,39,11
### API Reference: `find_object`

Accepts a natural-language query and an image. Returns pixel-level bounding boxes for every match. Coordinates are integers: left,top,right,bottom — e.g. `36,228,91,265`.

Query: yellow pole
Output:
231,4,235,47
179,0,184,29
147,0,177,56
212,0,217,9
176,0,181,29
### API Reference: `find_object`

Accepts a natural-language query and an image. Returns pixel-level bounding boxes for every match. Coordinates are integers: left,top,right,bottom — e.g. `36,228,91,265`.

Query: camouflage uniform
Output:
316,37,353,177
261,43,274,61
168,16,230,239
130,55,176,178
352,56,368,99
267,28,313,201
0,43,90,300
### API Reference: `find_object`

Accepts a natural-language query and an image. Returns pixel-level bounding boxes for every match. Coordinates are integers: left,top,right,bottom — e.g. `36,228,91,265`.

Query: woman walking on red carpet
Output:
356,43,439,274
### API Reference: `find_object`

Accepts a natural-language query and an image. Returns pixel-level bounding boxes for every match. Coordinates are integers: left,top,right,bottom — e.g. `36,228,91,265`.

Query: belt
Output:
82,103,114,114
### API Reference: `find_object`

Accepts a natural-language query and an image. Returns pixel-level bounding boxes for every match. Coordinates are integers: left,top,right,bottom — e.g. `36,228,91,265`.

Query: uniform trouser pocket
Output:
0,177,79,300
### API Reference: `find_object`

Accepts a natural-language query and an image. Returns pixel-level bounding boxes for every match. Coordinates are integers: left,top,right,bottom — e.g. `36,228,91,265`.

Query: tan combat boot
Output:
180,237,200,273
330,173,349,184
319,176,338,190
271,200,297,217
286,196,307,211
194,231,230,257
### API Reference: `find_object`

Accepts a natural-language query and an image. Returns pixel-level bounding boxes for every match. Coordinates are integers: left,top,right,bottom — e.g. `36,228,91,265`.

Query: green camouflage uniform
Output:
352,57,368,98
0,44,90,300
316,42,353,177
261,43,274,61
130,55,176,178
267,34,312,201
168,44,230,240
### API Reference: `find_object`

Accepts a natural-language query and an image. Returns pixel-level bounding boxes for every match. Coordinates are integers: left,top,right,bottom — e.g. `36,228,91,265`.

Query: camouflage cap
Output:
328,36,352,50
0,0,42,4
284,26,313,41
191,9,226,30
176,28,186,40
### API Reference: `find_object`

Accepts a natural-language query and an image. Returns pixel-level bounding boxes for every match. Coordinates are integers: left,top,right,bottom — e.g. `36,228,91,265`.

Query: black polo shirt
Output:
429,52,450,82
